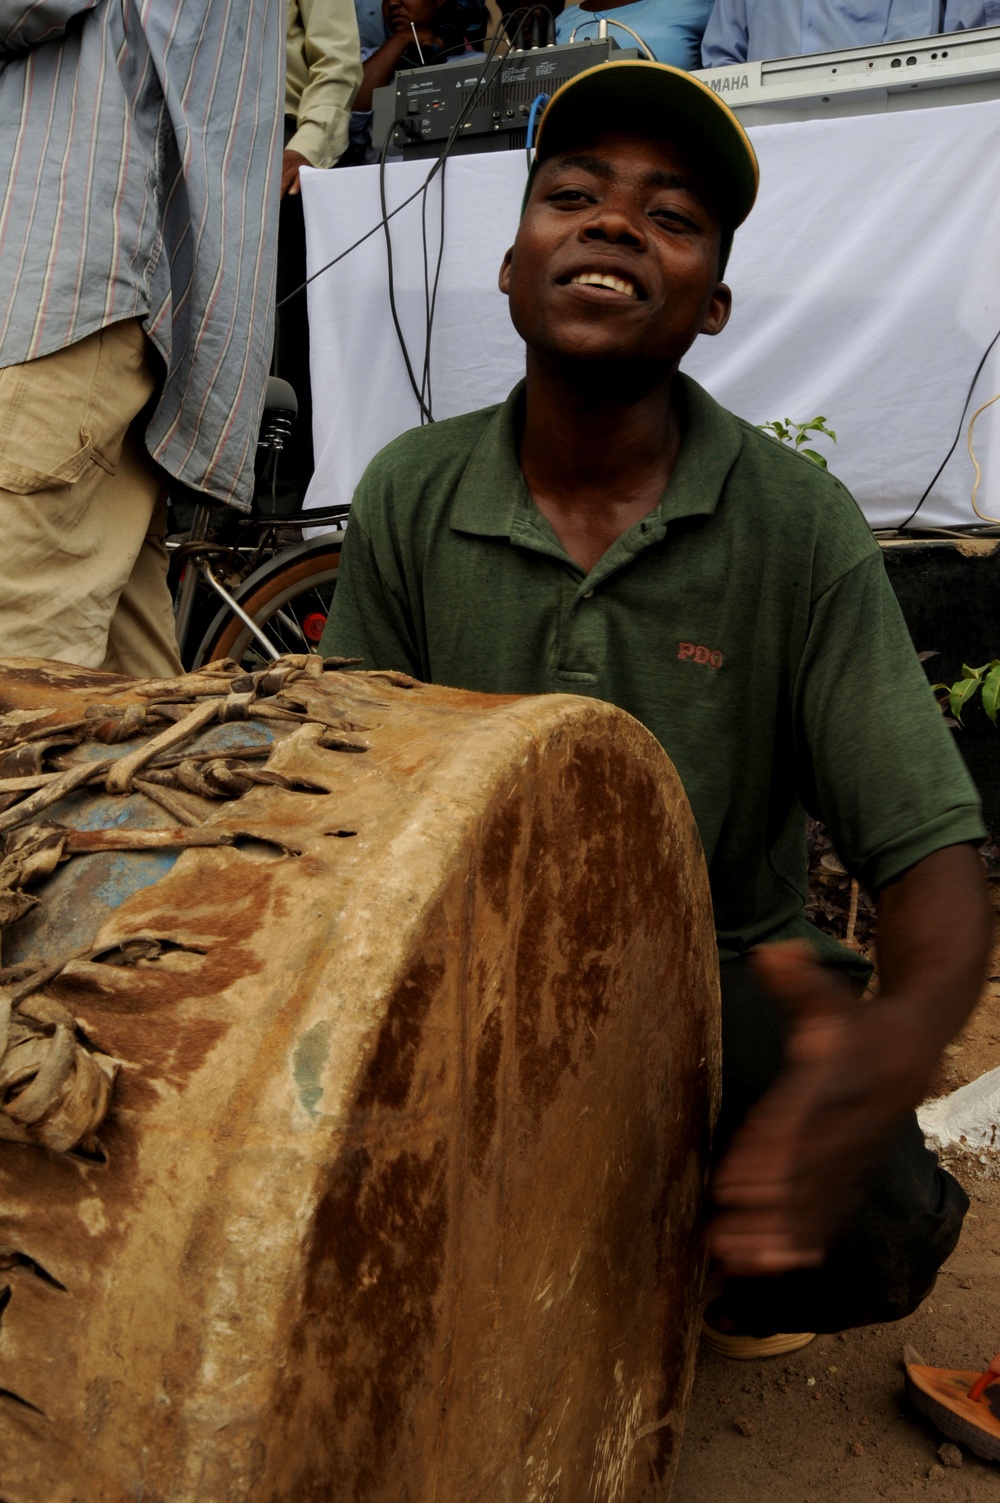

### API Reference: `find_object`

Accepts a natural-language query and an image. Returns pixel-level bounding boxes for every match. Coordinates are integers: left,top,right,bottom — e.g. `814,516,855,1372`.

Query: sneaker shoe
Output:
701,1298,815,1360
701,1323,816,1360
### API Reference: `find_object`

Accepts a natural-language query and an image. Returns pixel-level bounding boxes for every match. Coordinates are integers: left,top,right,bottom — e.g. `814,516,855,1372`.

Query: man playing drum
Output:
320,62,992,1354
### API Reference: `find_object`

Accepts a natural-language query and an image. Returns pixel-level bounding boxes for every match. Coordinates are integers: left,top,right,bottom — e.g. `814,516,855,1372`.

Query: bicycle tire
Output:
192,532,344,669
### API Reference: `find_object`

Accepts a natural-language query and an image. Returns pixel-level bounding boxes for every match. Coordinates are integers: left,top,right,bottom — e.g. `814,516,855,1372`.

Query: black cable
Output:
419,36,496,60
276,176,434,310
897,321,1000,531
421,153,448,420
375,10,536,422
276,20,514,314
416,11,538,418
496,6,556,49
275,12,529,314
495,6,528,46
379,117,435,422
419,141,435,419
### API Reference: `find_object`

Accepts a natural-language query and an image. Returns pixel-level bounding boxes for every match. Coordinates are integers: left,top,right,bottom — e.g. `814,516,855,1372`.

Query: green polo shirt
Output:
322,375,984,966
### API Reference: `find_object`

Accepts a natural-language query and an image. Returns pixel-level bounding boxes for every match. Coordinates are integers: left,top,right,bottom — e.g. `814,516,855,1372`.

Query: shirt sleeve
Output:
0,1,96,53
700,0,749,64
287,0,363,168
794,551,985,895
942,1,996,27
321,504,423,674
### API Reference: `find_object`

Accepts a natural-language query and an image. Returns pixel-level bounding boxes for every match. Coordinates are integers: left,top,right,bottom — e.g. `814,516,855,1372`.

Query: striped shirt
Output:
0,1,284,510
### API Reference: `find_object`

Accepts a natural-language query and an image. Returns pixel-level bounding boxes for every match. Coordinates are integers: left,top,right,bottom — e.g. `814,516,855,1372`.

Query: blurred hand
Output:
709,940,922,1276
281,149,311,198
710,844,991,1279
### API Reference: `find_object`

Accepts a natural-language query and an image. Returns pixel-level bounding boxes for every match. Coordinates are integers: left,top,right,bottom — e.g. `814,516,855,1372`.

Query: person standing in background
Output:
555,0,713,68
342,0,484,163
0,0,283,676
701,1,949,65
278,0,363,507
354,0,390,49
942,1,1000,28
346,0,486,163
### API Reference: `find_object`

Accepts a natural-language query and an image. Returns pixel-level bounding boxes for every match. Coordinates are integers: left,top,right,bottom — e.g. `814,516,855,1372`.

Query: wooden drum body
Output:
0,658,719,1502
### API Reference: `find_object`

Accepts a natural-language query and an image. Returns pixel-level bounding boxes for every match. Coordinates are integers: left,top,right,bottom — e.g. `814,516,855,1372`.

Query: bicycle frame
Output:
173,505,280,660
172,500,351,663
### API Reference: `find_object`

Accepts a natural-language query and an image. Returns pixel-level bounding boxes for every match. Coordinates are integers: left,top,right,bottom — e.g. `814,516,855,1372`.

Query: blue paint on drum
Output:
4,786,178,969
90,850,181,912
5,719,278,968
3,814,182,970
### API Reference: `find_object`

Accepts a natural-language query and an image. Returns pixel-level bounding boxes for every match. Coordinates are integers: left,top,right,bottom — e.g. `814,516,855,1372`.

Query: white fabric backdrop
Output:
302,96,1000,530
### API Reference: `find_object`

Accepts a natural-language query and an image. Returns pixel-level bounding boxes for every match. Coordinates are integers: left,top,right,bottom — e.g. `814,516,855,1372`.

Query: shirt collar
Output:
450,372,745,541
450,383,531,538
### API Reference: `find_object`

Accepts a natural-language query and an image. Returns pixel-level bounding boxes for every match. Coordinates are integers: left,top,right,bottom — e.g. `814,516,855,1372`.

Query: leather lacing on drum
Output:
0,653,416,1155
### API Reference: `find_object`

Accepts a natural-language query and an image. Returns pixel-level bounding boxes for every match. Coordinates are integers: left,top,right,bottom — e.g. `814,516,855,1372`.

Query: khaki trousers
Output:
0,318,183,677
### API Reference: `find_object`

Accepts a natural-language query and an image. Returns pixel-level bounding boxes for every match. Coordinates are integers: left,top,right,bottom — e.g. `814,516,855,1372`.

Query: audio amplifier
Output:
372,37,639,159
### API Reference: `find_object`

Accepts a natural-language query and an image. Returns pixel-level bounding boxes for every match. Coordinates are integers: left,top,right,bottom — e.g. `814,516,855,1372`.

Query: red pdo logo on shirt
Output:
677,642,724,670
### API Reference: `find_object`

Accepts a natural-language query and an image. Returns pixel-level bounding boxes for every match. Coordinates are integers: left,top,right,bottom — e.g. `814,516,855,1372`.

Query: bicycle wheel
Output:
192,532,344,669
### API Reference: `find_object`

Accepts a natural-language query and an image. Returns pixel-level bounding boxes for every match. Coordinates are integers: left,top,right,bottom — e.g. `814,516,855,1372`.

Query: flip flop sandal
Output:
904,1345,1000,1462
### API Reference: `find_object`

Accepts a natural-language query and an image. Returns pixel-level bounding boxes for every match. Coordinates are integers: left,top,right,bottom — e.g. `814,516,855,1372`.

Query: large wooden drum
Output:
0,656,719,1503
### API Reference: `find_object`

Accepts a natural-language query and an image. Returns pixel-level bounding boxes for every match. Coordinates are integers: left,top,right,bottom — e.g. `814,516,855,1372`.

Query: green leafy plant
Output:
931,660,1000,726
757,415,837,469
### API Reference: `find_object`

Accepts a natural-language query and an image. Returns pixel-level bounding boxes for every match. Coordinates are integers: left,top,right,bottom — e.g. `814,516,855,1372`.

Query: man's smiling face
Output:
500,131,732,378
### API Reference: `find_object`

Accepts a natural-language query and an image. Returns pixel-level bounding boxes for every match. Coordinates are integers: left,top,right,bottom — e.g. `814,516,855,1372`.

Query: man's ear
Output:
498,246,513,297
701,282,732,338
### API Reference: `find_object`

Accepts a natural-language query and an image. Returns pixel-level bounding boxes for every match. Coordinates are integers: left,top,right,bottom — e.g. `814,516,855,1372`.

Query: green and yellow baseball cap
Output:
529,60,759,233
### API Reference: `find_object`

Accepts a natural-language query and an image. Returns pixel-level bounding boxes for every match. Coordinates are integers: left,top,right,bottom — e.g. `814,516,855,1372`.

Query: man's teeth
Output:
570,272,637,299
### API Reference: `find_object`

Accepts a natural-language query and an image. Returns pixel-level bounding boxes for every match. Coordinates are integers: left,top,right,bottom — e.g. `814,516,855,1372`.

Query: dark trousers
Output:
715,956,968,1336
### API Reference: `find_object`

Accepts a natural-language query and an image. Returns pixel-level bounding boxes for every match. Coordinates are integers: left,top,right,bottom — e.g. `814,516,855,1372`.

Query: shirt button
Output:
582,588,594,598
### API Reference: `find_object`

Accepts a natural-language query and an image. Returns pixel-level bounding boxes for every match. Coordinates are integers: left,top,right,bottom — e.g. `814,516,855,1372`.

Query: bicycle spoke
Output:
274,608,309,646
191,539,342,670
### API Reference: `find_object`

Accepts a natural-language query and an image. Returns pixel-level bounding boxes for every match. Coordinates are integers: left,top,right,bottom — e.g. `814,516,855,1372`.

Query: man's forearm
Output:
0,0,97,55
871,841,992,1095
710,842,993,1274
354,33,410,112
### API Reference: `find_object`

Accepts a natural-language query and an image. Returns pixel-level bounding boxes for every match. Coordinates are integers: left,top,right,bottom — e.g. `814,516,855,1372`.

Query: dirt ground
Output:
673,888,1000,1503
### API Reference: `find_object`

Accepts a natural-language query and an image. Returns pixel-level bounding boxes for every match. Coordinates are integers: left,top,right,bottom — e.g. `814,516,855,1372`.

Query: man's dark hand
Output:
710,941,899,1273
281,148,311,198
710,845,992,1277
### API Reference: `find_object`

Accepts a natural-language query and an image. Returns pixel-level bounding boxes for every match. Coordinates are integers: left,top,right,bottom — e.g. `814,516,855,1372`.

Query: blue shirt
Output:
354,0,387,50
701,0,960,65
944,1,1000,26
556,0,713,68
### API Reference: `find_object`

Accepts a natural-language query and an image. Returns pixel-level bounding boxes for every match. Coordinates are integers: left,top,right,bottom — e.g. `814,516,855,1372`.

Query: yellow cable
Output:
969,390,1000,525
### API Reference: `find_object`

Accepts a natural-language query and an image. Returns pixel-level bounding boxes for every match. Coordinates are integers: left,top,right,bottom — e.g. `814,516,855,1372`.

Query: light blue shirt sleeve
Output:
353,0,387,52
702,0,945,66
943,1,1000,26
701,0,749,63
556,0,713,68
